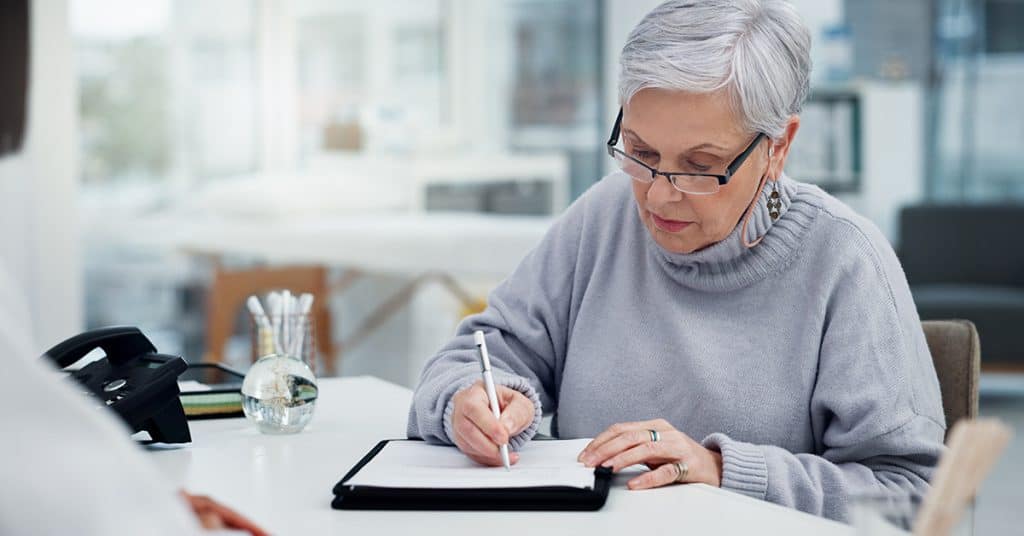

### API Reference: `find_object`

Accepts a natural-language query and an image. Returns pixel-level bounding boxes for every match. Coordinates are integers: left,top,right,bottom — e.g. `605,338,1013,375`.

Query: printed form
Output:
346,438,597,489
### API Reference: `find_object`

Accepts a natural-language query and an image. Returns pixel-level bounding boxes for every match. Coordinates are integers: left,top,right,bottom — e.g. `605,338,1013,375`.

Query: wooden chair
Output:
921,320,981,438
203,265,336,376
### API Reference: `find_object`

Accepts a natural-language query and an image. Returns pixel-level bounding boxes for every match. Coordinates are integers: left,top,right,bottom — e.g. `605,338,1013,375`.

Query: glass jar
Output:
241,313,318,434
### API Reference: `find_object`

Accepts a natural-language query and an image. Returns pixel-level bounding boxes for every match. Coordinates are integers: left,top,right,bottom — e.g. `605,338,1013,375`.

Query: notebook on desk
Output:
331,438,612,511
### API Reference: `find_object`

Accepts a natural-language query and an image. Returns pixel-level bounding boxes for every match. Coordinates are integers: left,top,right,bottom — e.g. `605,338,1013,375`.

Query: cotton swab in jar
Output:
289,294,315,358
267,292,283,355
246,296,271,329
281,290,293,356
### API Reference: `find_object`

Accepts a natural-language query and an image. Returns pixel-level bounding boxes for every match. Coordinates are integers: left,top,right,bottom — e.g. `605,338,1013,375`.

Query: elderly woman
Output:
408,0,945,521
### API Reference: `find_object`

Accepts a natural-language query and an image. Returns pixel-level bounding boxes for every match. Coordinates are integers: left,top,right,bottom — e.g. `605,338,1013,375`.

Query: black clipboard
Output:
331,439,612,511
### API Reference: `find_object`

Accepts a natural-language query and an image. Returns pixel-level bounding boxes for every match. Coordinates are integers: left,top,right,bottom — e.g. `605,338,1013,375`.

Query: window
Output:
504,0,604,198
931,0,1024,200
73,0,259,187
294,0,447,158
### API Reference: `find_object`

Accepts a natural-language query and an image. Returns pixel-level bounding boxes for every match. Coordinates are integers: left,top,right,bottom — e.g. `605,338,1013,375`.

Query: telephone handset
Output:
43,326,192,444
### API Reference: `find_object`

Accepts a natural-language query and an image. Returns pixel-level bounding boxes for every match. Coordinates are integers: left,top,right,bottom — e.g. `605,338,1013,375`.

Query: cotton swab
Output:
267,292,283,355
246,296,271,329
288,294,315,358
281,290,293,356
246,295,274,356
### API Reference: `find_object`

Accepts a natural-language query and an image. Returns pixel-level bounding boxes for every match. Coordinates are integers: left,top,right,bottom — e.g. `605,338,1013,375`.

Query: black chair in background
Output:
899,205,1024,371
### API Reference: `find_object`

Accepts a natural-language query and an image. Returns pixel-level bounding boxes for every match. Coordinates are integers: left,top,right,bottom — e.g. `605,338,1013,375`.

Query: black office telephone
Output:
43,326,192,444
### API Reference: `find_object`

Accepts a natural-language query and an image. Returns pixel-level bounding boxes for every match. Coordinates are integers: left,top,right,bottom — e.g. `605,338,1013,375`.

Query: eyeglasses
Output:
605,107,767,195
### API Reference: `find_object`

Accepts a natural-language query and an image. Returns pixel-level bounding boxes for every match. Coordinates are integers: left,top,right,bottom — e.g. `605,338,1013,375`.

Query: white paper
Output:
177,380,211,393
346,438,597,489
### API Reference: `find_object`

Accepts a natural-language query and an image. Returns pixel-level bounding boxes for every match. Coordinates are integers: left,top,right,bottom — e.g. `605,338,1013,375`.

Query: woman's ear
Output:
769,115,801,178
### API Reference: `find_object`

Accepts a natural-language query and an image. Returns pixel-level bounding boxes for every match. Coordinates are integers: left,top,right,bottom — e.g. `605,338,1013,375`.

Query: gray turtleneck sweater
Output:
407,172,946,521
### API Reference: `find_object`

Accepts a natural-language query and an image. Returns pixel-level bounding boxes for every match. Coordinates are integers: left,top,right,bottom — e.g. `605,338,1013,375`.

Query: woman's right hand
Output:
451,381,536,466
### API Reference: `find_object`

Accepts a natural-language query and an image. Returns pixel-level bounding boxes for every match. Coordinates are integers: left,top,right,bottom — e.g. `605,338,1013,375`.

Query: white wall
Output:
835,82,924,244
0,0,82,352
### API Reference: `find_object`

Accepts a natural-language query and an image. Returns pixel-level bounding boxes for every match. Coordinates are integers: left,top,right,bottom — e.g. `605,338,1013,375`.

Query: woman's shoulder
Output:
789,179,904,284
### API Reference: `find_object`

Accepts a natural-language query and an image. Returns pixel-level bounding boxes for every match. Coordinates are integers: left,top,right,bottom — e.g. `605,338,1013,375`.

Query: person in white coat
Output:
0,262,268,535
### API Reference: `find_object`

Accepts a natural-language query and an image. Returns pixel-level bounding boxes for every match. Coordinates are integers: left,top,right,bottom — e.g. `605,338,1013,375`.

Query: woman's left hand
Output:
577,419,724,490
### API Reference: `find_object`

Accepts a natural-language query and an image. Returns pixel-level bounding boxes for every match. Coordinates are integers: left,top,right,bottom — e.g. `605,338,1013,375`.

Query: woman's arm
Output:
577,220,947,521
406,196,588,449
705,225,947,520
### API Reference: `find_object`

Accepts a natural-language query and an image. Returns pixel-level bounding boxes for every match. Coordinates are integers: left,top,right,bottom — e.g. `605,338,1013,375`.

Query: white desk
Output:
148,377,853,535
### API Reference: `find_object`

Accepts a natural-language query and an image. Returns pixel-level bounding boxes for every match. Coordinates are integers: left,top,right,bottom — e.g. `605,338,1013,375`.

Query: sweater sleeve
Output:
704,220,947,521
406,195,587,449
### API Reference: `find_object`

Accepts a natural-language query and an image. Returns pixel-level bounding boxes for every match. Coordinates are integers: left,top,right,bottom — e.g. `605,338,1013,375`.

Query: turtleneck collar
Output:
643,173,818,292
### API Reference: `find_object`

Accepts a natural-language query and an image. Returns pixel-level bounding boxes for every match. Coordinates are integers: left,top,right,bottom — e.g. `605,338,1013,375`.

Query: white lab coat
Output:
0,263,204,535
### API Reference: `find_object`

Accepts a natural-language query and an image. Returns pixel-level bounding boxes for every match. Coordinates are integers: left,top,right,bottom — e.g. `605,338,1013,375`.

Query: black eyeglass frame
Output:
605,107,768,192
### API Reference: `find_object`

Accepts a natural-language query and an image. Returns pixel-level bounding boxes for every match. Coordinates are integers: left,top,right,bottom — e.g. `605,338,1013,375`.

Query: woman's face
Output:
624,88,778,254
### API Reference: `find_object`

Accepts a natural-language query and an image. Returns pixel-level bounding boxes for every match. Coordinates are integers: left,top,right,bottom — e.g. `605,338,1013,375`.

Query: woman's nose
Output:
646,174,685,204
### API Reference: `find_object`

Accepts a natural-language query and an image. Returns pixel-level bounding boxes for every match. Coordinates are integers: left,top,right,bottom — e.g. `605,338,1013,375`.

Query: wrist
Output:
709,449,724,487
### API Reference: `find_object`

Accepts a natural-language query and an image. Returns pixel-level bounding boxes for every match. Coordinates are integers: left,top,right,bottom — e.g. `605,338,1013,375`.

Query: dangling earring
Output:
765,144,780,220
740,142,779,249
767,180,781,220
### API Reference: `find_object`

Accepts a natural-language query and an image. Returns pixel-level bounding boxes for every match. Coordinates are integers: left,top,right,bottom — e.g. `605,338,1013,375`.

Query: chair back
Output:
921,320,980,437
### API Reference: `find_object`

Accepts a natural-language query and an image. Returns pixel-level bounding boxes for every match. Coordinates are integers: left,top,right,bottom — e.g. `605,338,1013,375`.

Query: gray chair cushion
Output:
913,285,1024,365
899,205,1024,287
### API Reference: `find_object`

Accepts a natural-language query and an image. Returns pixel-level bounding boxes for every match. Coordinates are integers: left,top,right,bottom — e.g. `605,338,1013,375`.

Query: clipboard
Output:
331,439,613,511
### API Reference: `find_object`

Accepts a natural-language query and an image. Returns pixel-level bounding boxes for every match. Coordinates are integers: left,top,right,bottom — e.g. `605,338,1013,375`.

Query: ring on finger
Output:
648,429,660,442
673,461,689,483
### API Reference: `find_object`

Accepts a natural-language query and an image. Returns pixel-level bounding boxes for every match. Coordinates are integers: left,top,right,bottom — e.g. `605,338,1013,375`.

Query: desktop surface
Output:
146,376,852,535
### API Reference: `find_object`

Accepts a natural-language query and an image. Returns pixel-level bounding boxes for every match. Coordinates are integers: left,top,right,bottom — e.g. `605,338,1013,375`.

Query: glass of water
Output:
241,313,318,434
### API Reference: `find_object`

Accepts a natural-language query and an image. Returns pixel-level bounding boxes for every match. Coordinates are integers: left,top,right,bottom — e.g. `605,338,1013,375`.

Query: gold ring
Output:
673,461,689,483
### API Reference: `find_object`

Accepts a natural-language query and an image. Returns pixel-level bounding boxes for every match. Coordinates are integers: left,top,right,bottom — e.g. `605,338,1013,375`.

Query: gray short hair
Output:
619,0,812,138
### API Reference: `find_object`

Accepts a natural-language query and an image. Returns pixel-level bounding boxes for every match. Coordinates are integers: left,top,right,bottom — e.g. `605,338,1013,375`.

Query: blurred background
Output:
0,0,1021,531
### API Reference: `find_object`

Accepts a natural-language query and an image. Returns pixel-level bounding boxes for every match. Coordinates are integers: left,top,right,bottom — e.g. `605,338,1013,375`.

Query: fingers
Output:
453,415,520,467
463,393,510,446
203,500,271,536
627,461,683,491
580,428,651,468
579,419,669,461
497,387,535,436
452,382,538,467
454,413,502,465
184,494,222,529
181,492,270,536
198,511,224,529
601,441,674,473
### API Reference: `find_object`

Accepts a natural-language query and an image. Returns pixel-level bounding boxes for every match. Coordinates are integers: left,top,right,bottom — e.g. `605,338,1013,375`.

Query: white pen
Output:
473,330,511,471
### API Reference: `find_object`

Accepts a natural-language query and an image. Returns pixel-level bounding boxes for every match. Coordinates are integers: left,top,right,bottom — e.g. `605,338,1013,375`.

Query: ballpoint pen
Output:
474,330,511,471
